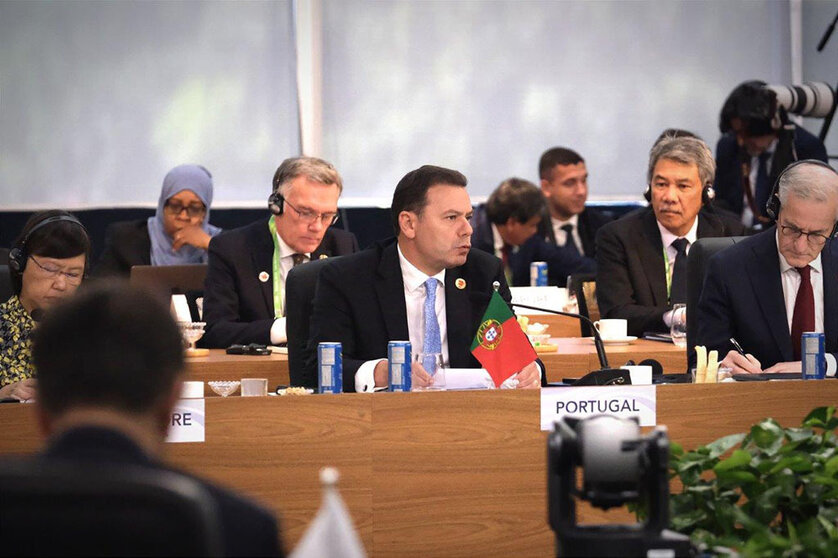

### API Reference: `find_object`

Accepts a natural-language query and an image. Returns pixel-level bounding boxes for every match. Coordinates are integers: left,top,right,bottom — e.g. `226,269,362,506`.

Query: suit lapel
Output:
639,210,668,306
374,244,410,341
445,266,474,367
578,210,594,256
822,247,838,352
252,219,276,317
746,230,792,359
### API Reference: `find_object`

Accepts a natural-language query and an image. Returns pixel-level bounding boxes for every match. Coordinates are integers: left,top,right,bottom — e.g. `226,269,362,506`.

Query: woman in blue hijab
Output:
95,165,222,276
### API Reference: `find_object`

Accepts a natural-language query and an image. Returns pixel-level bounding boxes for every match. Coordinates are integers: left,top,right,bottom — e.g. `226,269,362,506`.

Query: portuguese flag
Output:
470,291,538,387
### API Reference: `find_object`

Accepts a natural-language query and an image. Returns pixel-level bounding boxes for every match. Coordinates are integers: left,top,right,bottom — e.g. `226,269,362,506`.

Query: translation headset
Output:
8,214,88,275
267,172,285,216
764,158,838,239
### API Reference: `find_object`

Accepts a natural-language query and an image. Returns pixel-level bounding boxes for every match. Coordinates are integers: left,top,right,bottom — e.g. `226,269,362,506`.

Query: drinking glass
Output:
670,304,687,348
412,353,446,391
178,322,206,351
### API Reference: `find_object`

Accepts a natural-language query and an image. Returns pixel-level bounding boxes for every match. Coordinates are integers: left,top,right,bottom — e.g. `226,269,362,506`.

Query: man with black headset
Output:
696,160,838,376
595,134,746,338
202,157,358,348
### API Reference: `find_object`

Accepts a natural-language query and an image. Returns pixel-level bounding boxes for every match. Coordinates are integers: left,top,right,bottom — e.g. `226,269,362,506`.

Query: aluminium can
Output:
388,341,412,392
318,342,343,393
801,332,825,380
530,261,548,286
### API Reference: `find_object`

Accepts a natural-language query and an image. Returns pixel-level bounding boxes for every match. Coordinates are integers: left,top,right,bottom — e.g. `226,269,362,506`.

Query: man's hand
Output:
763,361,802,374
172,225,211,252
720,350,762,374
411,361,433,389
514,361,541,390
0,378,37,401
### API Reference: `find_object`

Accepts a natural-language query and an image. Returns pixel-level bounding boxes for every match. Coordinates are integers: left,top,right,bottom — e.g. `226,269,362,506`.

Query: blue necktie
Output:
423,278,442,373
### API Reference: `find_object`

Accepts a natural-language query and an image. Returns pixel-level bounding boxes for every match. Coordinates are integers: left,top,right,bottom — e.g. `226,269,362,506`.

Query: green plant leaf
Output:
748,419,785,455
825,455,838,476
705,432,747,459
714,449,751,473
803,406,837,431
768,454,814,475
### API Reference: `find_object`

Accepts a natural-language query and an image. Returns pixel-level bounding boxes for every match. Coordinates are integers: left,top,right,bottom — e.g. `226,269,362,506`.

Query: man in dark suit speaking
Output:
31,284,283,556
202,157,358,348
696,160,838,376
596,134,746,337
306,165,541,392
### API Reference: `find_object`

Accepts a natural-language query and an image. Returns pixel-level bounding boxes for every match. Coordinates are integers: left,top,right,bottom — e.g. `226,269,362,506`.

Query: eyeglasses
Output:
164,201,206,218
779,223,833,247
29,256,84,285
283,198,339,226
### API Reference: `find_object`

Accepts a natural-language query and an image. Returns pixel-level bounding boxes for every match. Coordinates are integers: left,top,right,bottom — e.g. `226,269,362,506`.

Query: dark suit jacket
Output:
42,426,283,557
202,218,359,348
713,126,828,217
305,240,517,392
695,227,838,368
95,220,151,277
470,205,596,287
595,207,747,336
538,207,613,257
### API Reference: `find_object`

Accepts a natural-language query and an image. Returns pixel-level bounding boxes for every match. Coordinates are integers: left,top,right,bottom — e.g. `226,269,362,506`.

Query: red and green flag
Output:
470,291,537,387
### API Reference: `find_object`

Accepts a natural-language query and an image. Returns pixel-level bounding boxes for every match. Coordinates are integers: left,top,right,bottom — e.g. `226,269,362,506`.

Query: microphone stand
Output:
510,302,629,385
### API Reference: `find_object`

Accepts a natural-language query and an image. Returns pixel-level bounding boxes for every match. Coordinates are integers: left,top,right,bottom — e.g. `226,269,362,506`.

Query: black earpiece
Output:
9,215,86,274
267,191,285,216
765,159,838,238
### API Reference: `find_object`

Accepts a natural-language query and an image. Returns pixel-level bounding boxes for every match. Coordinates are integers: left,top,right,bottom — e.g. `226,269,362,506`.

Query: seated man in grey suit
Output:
202,157,359,348
306,165,541,392
31,283,283,557
596,134,746,337
697,160,838,375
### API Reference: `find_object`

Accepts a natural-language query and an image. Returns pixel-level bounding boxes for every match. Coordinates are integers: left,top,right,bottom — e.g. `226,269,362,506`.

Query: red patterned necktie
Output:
790,266,814,360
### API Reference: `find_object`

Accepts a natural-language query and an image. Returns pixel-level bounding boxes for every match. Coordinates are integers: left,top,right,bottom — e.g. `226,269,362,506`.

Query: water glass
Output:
670,303,687,348
412,353,446,391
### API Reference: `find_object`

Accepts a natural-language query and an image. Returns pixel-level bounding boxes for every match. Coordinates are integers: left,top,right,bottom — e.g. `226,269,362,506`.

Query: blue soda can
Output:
530,261,548,286
801,332,826,380
318,342,343,393
388,341,412,392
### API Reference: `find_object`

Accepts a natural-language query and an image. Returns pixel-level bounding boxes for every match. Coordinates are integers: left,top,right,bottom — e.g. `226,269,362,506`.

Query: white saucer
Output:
588,336,638,345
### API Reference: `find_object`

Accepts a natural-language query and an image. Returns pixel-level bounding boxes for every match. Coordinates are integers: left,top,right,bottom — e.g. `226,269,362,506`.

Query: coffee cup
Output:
593,319,627,340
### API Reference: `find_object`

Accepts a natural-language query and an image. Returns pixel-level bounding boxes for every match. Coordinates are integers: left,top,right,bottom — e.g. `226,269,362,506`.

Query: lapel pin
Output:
319,254,328,260
258,271,270,283
455,278,466,290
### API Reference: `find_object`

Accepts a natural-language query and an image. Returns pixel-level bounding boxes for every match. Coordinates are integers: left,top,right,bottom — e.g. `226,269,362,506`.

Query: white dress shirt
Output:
354,244,449,392
551,214,584,255
656,217,698,328
269,232,311,345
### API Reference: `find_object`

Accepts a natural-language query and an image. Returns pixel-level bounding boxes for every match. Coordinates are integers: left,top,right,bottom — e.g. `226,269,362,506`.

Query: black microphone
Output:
509,301,612,369
30,308,45,322
816,9,838,52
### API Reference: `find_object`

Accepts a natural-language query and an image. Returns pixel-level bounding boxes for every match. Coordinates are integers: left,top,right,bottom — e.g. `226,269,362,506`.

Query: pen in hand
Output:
730,337,746,356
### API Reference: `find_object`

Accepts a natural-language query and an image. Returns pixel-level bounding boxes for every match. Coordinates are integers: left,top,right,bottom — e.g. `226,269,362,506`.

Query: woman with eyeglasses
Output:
95,164,222,276
1,210,90,401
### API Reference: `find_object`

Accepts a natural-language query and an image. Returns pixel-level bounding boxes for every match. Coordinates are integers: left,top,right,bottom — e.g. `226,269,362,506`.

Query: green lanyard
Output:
662,245,673,303
267,217,283,318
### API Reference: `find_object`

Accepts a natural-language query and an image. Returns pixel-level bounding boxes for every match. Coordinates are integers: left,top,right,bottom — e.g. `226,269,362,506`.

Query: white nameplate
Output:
540,385,656,431
510,286,567,315
165,398,205,443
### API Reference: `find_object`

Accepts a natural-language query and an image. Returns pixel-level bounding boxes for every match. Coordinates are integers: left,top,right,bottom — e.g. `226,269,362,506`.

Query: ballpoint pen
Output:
729,337,746,356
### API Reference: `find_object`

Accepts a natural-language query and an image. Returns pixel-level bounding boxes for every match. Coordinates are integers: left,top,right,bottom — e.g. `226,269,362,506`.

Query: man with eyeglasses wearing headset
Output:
202,157,359,348
696,160,838,376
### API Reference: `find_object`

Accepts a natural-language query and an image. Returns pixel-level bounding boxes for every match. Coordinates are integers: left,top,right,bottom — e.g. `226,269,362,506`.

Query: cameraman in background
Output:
713,80,829,228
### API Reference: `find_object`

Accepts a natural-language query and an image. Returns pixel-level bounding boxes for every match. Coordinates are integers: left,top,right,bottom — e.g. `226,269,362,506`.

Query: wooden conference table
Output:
2,381,834,557
186,337,687,394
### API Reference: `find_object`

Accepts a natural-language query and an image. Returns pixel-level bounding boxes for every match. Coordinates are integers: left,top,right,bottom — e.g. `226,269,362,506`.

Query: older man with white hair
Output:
696,160,838,375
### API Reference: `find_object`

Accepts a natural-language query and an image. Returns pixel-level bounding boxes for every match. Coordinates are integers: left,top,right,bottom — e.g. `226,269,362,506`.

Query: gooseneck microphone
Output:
509,301,612,369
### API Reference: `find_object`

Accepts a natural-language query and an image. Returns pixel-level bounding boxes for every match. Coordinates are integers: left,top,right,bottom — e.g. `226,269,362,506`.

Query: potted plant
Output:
668,406,838,557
